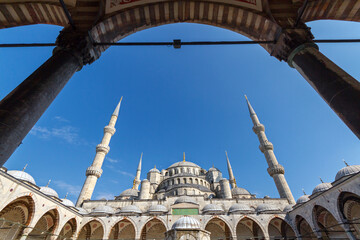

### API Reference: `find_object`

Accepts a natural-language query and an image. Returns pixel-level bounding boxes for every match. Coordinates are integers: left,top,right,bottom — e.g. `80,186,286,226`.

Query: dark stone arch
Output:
57,218,77,240
78,219,104,240
338,191,360,239
236,217,264,240
140,218,167,240
268,217,296,240
109,218,136,240
205,217,232,240
295,215,317,240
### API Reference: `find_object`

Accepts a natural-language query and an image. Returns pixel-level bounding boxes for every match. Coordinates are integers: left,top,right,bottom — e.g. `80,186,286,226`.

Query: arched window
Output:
183,178,187,184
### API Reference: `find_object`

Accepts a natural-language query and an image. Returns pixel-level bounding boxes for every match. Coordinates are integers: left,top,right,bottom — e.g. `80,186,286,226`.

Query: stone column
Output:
0,28,100,166
272,27,360,139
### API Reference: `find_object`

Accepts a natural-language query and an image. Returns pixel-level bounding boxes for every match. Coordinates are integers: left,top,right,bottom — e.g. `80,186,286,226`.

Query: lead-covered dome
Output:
232,187,251,195
120,205,142,214
172,216,201,230
312,182,332,195
149,167,160,173
174,196,198,205
120,188,139,197
256,204,280,213
61,198,75,207
8,170,36,185
40,186,59,198
148,205,168,214
202,204,224,214
169,161,200,168
229,204,253,213
335,165,360,181
283,205,294,213
297,195,310,204
92,205,115,214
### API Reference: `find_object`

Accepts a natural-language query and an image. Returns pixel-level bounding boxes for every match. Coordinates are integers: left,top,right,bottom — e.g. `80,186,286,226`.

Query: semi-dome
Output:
232,187,251,195
172,216,201,230
92,205,115,214
76,207,89,214
61,198,75,207
297,195,310,204
256,204,280,213
283,205,294,213
335,165,360,181
8,170,36,185
174,196,198,205
120,188,139,197
229,204,253,213
168,161,200,168
202,204,224,214
120,205,142,214
148,205,168,214
312,182,332,195
40,186,59,198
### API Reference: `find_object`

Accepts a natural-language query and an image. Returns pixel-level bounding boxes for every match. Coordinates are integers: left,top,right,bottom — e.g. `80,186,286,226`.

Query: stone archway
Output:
109,218,136,239
295,215,316,240
205,217,232,240
78,220,104,240
27,208,59,240
268,217,296,240
338,192,360,239
313,205,348,239
56,218,77,240
236,217,264,240
141,218,167,240
0,196,35,239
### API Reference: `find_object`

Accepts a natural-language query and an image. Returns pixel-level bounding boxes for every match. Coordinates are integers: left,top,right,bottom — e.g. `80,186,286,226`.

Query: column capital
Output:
55,28,101,68
270,27,315,62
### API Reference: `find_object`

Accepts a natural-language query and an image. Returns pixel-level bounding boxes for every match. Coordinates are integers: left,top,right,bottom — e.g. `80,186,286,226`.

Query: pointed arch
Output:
338,191,360,238
140,217,167,240
27,208,59,239
268,217,296,240
295,215,317,240
109,218,136,239
236,216,265,240
205,216,232,240
56,218,77,240
0,196,35,239
78,219,104,240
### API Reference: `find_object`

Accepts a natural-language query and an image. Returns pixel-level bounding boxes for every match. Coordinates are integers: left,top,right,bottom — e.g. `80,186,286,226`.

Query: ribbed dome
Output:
202,204,224,213
232,187,251,195
229,204,253,213
149,168,160,173
8,170,36,185
61,199,75,207
256,204,280,213
312,182,332,195
148,205,168,213
120,188,139,197
172,216,201,229
76,207,89,214
168,161,200,168
92,205,115,214
120,205,142,214
40,186,58,198
297,195,310,204
335,165,360,181
283,205,294,213
174,196,198,205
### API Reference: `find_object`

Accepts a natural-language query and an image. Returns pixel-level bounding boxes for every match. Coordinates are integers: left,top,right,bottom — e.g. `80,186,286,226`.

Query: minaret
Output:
76,98,122,207
225,151,237,188
245,96,295,204
132,153,142,190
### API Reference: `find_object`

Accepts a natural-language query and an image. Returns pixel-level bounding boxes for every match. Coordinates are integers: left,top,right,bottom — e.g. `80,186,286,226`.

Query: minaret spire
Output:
76,98,122,207
245,96,295,204
225,151,237,188
133,153,142,190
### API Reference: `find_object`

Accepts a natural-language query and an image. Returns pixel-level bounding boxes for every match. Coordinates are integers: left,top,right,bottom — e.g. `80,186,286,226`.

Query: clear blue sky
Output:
1,20,359,203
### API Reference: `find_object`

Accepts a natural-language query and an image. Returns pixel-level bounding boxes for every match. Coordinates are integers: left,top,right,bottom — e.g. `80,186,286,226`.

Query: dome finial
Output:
302,188,306,195
46,179,51,187
22,164,28,171
183,152,185,162
64,192,68,199
343,159,349,166
154,165,156,169
319,177,324,183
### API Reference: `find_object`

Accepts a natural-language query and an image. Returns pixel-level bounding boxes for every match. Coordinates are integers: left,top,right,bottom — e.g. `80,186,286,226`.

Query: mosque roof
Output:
119,188,139,197
283,205,294,213
92,205,115,214
296,195,310,204
202,204,224,213
232,187,251,195
312,182,332,195
172,216,201,230
148,205,168,213
256,204,280,213
168,161,200,168
335,165,360,181
148,167,160,173
61,198,75,207
120,205,142,214
76,207,89,214
8,170,36,185
229,204,253,213
40,186,59,198
174,196,198,205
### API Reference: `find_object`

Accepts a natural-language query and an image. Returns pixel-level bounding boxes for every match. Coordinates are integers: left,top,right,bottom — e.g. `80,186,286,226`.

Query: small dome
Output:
120,188,139,197
335,165,360,181
232,187,251,195
283,205,294,213
229,204,253,213
296,195,310,204
149,168,160,173
256,204,280,213
172,216,201,230
40,186,58,198
8,170,36,185
208,166,219,172
120,205,142,214
92,205,115,214
202,204,224,214
312,182,332,195
61,199,75,207
76,207,89,214
148,205,167,213
174,196,198,205
168,161,200,168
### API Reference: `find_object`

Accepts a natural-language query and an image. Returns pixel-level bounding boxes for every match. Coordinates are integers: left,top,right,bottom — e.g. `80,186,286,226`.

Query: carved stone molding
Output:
267,164,285,177
86,166,103,178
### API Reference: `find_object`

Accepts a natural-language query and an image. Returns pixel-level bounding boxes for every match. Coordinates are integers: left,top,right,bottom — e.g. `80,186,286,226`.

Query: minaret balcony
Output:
104,125,116,135
252,124,265,134
86,166,103,178
267,165,285,177
259,141,274,152
96,144,110,154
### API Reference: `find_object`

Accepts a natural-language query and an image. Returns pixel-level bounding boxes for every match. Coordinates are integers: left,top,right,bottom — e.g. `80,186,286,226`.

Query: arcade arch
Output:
77,219,104,240
140,218,167,240
313,205,348,239
205,217,232,240
57,218,77,240
236,217,264,240
27,208,59,239
0,196,34,239
109,219,136,239
338,192,360,239
295,215,316,240
268,217,296,240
